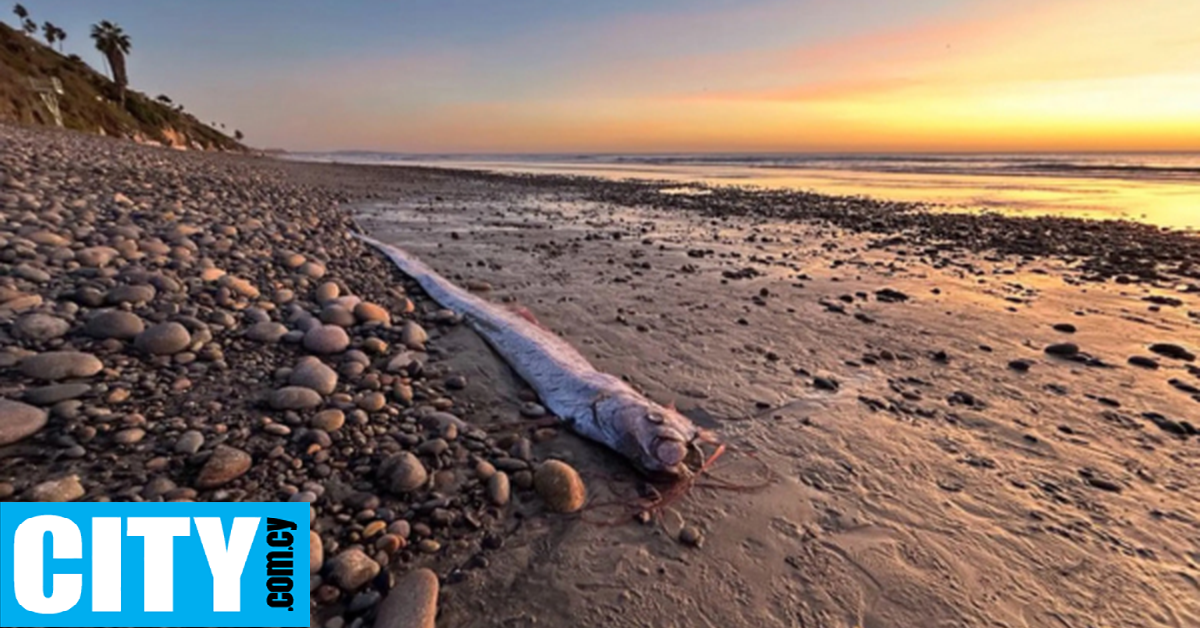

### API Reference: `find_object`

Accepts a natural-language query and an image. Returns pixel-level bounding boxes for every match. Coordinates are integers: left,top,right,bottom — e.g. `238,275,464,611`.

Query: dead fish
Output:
355,232,715,477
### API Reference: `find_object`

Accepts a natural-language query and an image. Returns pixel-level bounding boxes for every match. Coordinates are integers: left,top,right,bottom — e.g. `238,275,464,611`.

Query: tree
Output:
42,21,56,47
234,130,244,141
90,21,131,104
156,94,172,104
53,25,65,51
21,17,33,35
12,3,26,21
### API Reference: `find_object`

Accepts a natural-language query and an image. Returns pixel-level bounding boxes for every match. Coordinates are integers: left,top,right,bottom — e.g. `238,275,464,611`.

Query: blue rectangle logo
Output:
0,502,310,627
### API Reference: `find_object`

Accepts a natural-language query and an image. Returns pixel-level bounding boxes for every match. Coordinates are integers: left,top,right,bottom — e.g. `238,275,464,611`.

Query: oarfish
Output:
354,232,714,477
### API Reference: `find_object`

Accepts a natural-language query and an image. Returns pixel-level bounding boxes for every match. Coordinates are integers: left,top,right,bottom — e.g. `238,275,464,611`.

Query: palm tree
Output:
42,21,56,47
21,17,33,35
90,21,131,103
12,3,26,22
53,25,65,51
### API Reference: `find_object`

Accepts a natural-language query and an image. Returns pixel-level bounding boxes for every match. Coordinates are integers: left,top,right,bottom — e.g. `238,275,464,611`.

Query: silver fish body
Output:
355,232,703,476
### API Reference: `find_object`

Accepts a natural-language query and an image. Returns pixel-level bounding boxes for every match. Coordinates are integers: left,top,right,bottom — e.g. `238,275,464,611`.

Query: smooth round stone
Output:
311,531,324,574
28,230,70,246
289,357,338,395
245,322,289,343
76,246,120,267
315,281,340,304
354,302,391,325
85,309,146,340
195,445,252,489
356,392,386,412
328,549,379,591
488,471,511,506
200,268,226,282
534,460,586,513
400,321,427,350
13,313,70,341
106,283,157,305
28,475,85,502
23,383,90,405
113,428,146,445
19,351,103,381
174,430,205,454
271,386,323,410
221,276,260,299
379,452,427,494
15,263,51,283
0,399,49,445
299,262,327,279
320,304,356,327
134,322,192,355
312,409,345,432
374,568,438,628
303,325,350,354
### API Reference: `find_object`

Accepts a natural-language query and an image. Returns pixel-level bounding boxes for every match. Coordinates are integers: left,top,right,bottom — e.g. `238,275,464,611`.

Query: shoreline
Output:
3,124,1199,628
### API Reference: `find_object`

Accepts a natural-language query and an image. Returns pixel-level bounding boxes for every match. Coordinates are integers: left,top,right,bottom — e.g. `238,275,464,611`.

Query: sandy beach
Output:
2,124,1199,628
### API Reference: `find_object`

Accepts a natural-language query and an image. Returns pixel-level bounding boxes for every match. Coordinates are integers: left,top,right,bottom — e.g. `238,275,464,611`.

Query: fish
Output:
354,232,714,477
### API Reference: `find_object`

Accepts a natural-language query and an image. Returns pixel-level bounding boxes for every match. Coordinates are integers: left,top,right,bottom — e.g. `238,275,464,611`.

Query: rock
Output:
300,261,327,279
106,284,156,305
196,445,252,488
534,460,586,513
400,321,427,350
113,428,146,445
374,568,438,628
1008,359,1034,372
304,325,351,354
1149,343,1196,362
289,358,339,395
175,430,205,454
221,275,260,299
245,322,289,343
320,304,356,327
1052,323,1077,333
356,391,387,412
134,322,192,355
24,383,90,405
311,531,324,573
85,310,145,340
519,402,547,418
271,386,323,410
487,472,510,506
680,525,704,547
813,376,839,391
19,351,104,381
76,246,120,267
354,302,391,325
1128,356,1159,369
28,475,85,502
379,452,428,494
312,409,346,432
1044,343,1079,357
315,281,341,304
13,313,70,341
0,399,48,445
328,549,379,591
15,263,51,283
445,374,467,390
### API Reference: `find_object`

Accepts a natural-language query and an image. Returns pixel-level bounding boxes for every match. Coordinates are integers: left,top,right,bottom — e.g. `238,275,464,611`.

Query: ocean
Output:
289,152,1200,230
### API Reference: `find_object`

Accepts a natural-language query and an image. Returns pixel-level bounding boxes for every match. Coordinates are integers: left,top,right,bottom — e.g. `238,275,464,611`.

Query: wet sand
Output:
354,170,1200,628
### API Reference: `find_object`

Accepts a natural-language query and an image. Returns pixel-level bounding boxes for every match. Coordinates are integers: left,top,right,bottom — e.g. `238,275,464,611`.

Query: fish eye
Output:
646,412,664,424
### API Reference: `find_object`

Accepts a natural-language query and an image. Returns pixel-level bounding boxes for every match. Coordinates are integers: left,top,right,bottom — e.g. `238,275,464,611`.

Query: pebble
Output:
488,471,511,506
0,399,49,445
379,452,428,493
113,428,146,445
23,383,90,405
312,409,346,431
195,445,252,488
374,568,439,628
315,281,341,304
19,351,104,381
134,322,192,355
1128,356,1159,369
680,525,704,547
175,430,205,454
28,475,85,502
85,310,145,340
304,325,351,354
1008,359,1034,372
533,460,587,513
13,313,70,341
245,322,289,343
400,321,428,350
328,549,380,591
271,386,323,410
354,302,391,324
106,283,156,305
1149,343,1196,362
289,357,339,395
311,531,324,573
1044,343,1079,357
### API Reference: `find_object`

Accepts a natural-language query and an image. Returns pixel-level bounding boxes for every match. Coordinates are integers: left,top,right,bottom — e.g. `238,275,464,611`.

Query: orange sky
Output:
139,0,1200,152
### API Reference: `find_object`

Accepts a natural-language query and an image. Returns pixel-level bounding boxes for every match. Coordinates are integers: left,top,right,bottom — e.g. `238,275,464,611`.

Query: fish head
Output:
609,396,704,477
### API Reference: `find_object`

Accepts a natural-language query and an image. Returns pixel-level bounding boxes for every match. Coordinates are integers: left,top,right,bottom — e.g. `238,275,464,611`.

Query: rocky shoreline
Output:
3,123,1198,628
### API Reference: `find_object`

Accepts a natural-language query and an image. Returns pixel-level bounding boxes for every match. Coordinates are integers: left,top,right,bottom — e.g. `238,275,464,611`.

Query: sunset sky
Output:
22,0,1200,152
